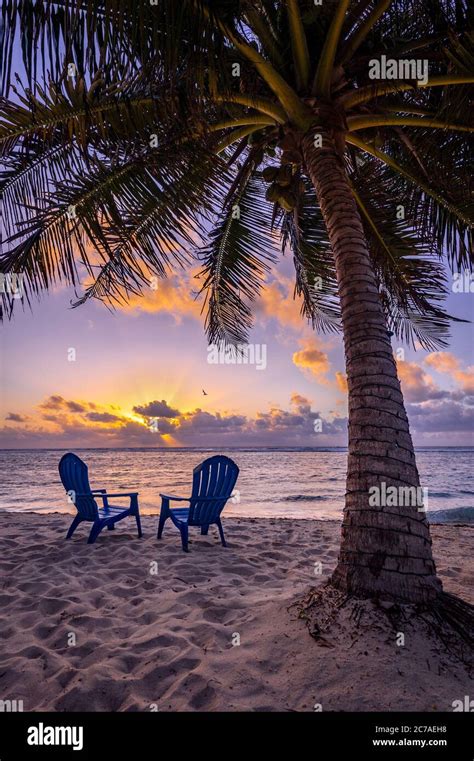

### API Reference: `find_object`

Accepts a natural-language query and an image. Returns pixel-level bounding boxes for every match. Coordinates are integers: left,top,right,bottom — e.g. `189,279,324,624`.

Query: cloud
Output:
83,265,311,339
290,393,312,415
397,360,446,403
424,352,474,395
86,411,123,423
150,418,176,434
335,371,348,393
395,353,474,441
39,395,65,410
251,402,346,437
1,393,348,447
395,355,474,407
293,339,331,383
133,400,181,418
66,401,86,413
454,370,474,395
117,269,204,322
5,412,28,423
35,396,132,433
4,358,473,449
38,396,87,414
424,351,459,374
407,399,474,433
254,407,307,430
178,409,247,433
255,277,305,330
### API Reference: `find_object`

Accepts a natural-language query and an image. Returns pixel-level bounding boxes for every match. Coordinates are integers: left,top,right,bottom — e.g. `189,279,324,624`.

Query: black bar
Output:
0,712,472,759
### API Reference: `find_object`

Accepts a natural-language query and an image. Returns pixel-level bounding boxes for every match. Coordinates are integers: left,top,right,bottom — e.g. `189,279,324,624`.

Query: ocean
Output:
0,447,472,524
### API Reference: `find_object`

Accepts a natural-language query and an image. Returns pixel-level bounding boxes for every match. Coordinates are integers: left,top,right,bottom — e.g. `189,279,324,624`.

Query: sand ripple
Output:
0,513,471,711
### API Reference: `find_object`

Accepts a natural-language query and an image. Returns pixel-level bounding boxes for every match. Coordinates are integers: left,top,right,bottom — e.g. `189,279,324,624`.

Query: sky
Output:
1,27,473,451
1,253,473,449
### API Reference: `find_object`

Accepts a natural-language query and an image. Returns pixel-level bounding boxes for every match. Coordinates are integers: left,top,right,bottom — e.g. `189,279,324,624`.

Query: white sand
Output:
0,513,472,711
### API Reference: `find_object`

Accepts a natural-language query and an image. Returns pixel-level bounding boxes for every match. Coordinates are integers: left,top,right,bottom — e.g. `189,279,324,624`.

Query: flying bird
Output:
202,389,208,396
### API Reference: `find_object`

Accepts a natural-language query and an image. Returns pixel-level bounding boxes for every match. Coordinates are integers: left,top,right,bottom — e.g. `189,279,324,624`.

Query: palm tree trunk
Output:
301,127,442,603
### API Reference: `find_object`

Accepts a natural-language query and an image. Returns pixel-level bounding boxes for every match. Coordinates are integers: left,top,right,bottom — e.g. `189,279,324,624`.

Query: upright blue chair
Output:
59,452,142,544
157,455,239,552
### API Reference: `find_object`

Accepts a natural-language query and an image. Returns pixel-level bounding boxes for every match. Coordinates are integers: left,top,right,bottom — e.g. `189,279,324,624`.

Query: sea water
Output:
0,447,472,524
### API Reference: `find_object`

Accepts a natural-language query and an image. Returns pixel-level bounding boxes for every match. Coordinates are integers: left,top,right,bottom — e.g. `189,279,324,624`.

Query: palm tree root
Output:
295,583,474,672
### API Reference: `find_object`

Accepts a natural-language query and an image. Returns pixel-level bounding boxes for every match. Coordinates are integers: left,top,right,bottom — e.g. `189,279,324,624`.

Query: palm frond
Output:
348,133,474,270
0,74,182,156
280,181,341,333
349,159,463,350
1,0,473,350
73,145,228,307
199,168,279,345
1,135,228,316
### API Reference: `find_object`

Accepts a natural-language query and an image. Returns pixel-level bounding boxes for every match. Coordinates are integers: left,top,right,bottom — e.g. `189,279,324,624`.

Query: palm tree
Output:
1,1,472,605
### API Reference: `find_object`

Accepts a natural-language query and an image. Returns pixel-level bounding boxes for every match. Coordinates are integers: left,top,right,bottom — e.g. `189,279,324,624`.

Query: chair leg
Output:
107,523,115,530
216,519,227,547
66,515,82,540
180,524,189,552
135,512,143,538
87,522,103,544
157,510,168,539
201,524,209,536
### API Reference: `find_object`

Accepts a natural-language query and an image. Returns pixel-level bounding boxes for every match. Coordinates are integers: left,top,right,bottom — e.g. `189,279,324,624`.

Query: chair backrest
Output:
58,453,98,521
188,455,239,526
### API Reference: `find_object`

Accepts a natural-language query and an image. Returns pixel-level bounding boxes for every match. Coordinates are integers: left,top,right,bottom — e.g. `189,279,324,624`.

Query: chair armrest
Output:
97,492,138,498
189,495,234,503
76,492,138,498
161,494,233,503
90,489,107,494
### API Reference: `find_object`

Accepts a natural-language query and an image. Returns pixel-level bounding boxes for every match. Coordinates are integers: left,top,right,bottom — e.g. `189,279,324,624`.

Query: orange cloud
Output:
33,395,142,434
395,359,471,404
290,392,312,407
81,264,317,340
456,369,474,394
293,339,331,384
425,352,474,394
397,360,432,387
424,351,459,374
119,269,203,321
396,360,442,402
255,276,305,330
335,371,348,393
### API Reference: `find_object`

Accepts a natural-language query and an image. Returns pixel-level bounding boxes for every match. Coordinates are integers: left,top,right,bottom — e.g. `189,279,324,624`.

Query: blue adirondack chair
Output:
58,452,142,544
157,455,239,552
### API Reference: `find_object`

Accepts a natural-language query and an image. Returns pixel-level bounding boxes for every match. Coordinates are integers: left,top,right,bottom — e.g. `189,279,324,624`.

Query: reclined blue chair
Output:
157,455,239,552
59,452,142,544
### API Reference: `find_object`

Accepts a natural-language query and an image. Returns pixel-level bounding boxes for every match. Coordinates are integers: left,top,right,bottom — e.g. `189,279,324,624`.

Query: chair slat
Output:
189,456,238,526
59,453,98,520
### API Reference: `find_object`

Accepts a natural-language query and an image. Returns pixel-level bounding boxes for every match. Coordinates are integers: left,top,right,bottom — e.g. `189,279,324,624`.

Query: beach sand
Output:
0,513,472,712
